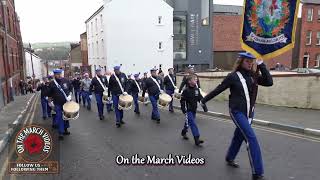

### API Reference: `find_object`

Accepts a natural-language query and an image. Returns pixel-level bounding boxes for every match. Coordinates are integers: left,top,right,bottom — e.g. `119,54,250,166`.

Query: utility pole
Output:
29,43,36,89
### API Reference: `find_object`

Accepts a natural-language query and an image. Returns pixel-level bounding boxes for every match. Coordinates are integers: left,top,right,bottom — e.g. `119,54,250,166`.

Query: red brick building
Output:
0,0,25,107
212,5,299,70
299,0,320,69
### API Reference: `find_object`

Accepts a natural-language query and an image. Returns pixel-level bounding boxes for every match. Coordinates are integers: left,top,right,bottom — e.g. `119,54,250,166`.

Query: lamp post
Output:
28,43,36,89
1,0,11,103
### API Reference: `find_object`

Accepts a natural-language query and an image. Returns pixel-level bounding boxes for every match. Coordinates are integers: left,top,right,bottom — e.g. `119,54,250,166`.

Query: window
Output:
95,18,98,34
303,53,310,68
315,54,320,68
100,14,103,31
173,39,187,60
158,41,163,51
307,8,313,22
157,16,163,25
306,31,312,45
96,41,99,58
173,15,187,35
317,32,320,45
91,22,93,37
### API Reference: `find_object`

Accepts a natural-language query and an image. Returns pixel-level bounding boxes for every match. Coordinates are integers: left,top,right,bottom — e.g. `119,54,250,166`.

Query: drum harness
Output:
114,75,125,94
151,77,162,93
134,79,141,93
167,75,176,89
96,76,108,92
53,79,69,102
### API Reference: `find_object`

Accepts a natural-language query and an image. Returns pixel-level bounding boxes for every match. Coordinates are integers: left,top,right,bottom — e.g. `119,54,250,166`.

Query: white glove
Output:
66,95,72,102
123,92,128,96
107,96,112,101
49,101,55,107
174,86,177,89
45,96,48,100
69,92,73,96
160,90,164,94
256,59,263,65
89,95,93,99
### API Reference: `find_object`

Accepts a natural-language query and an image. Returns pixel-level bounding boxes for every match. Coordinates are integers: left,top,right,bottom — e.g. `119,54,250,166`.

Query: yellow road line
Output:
0,93,39,178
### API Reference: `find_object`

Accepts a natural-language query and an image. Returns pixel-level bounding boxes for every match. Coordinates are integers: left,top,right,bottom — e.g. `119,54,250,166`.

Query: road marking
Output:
197,113,320,143
0,93,39,179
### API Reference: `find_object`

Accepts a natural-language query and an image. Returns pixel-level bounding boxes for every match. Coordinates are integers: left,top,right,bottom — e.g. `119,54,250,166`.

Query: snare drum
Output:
63,101,80,120
118,94,133,110
158,93,172,108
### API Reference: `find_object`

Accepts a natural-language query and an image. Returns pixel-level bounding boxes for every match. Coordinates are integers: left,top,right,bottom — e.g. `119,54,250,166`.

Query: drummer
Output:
90,68,109,120
47,69,72,140
142,67,164,124
178,65,208,112
105,70,113,112
163,67,176,113
128,73,142,115
108,65,129,128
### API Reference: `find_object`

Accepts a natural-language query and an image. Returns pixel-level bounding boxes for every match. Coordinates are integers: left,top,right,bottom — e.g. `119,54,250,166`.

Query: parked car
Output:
291,68,320,74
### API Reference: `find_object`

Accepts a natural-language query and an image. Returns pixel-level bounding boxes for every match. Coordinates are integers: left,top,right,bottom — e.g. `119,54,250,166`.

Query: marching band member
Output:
105,70,113,112
36,77,51,120
163,67,176,113
48,69,73,140
179,65,208,112
128,73,142,115
72,73,82,104
108,66,129,128
201,52,273,180
90,68,108,120
81,73,92,110
142,67,164,124
180,75,205,146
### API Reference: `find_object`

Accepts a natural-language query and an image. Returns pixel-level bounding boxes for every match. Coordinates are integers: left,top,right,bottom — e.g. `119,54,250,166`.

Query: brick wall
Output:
213,14,294,70
299,3,320,68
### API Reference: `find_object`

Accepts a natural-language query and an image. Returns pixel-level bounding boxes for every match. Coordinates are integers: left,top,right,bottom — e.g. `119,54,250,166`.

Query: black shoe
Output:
169,109,174,113
48,115,52,118
116,123,121,128
151,117,157,120
59,135,64,140
181,130,189,140
156,119,160,124
99,115,104,120
42,117,46,120
87,107,91,110
134,111,140,115
63,129,70,135
252,175,265,180
226,160,240,168
120,120,125,124
194,136,204,146
52,125,57,129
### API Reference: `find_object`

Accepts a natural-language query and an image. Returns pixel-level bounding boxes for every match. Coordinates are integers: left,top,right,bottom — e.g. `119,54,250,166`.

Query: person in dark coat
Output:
201,52,273,180
163,67,176,112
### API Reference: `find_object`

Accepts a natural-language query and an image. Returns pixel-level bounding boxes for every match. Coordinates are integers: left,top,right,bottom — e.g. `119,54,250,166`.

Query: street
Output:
1,93,320,180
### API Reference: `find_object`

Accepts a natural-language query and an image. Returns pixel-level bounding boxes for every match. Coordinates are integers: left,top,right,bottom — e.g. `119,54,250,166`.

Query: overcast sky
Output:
15,0,299,43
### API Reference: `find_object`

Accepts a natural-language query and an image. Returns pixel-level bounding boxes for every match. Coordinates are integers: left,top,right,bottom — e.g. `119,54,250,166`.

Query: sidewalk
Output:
0,94,33,140
173,100,320,130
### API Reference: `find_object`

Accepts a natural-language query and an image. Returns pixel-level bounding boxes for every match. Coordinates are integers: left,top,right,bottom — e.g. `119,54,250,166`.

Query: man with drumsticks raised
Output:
48,69,73,140
163,67,176,113
90,68,109,120
142,67,164,124
108,65,129,128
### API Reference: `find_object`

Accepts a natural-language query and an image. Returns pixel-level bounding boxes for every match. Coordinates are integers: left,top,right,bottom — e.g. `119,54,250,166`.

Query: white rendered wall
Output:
86,7,106,76
104,0,173,76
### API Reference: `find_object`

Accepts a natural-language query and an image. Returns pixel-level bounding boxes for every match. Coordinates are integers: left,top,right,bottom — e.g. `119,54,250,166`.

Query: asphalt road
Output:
1,95,320,180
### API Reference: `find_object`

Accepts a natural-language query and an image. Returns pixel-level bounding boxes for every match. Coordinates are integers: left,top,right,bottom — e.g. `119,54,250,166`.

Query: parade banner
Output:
241,0,300,59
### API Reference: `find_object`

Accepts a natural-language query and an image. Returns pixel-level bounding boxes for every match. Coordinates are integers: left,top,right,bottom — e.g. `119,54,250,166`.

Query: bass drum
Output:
118,94,133,110
158,93,172,108
63,101,80,120
138,92,149,104
173,89,181,100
